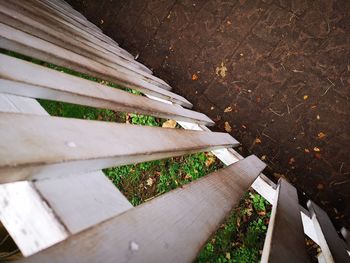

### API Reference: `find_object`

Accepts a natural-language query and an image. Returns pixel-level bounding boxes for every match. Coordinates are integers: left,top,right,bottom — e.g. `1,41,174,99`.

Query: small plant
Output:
197,191,271,263
129,113,161,126
4,47,271,262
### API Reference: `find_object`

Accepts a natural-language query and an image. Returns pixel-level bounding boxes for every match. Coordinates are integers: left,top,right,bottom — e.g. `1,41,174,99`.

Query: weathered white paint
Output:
0,181,68,256
147,94,322,247
0,93,133,257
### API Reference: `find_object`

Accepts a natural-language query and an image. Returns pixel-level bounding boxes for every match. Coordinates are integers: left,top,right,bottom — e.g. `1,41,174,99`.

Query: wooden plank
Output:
37,0,123,49
0,1,163,86
341,227,350,247
40,0,117,45
307,201,350,263
1,0,164,85
19,155,266,263
0,23,192,107
0,93,48,116
34,171,133,234
148,95,324,246
261,178,310,263
0,93,134,256
0,181,68,256
0,0,147,74
12,0,133,60
0,54,213,125
0,112,237,183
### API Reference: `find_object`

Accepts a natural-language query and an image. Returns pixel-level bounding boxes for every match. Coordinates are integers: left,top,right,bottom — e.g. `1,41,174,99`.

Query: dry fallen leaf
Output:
146,178,153,187
215,62,227,78
191,74,198,80
304,148,310,153
224,121,232,132
303,95,309,100
224,106,233,113
162,119,177,128
317,132,326,139
205,156,215,167
313,147,321,152
184,174,192,180
255,138,262,144
258,210,266,216
289,157,295,165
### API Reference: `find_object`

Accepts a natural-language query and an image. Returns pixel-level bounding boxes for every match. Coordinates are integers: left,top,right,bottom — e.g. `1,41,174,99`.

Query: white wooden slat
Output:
0,1,163,87
0,2,169,89
0,93,134,256
0,112,237,183
39,0,113,40
19,155,266,263
341,227,350,247
149,95,322,246
307,201,350,263
0,181,68,256
13,0,133,61
0,54,213,125
0,93,48,116
40,0,119,46
34,171,133,234
0,23,192,108
261,178,310,263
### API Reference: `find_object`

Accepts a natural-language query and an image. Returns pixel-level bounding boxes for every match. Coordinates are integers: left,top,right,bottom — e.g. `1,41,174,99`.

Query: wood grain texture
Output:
0,181,68,257
19,155,266,263
0,24,191,107
0,94,134,256
0,54,213,125
261,178,310,263
0,112,237,183
40,0,116,45
34,171,133,234
307,201,350,263
0,0,168,88
156,97,321,245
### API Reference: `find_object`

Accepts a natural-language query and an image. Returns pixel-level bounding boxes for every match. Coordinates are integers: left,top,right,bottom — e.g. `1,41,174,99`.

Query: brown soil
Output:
67,0,350,230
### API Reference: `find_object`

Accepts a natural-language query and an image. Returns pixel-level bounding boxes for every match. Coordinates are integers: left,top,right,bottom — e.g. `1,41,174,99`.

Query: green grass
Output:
197,192,270,263
104,152,221,206
2,49,270,262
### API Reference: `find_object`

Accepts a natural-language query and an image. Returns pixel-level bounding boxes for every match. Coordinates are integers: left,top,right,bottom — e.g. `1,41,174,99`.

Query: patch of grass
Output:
128,113,161,127
197,192,270,263
104,152,223,204
2,48,270,261
38,99,121,122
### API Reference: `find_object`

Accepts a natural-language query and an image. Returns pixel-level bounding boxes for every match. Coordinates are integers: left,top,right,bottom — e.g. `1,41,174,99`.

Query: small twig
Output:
331,179,350,187
287,104,290,114
262,132,277,143
322,85,332,96
290,102,304,113
327,78,335,86
292,69,304,73
339,162,344,174
269,108,285,117
322,78,335,96
0,235,9,247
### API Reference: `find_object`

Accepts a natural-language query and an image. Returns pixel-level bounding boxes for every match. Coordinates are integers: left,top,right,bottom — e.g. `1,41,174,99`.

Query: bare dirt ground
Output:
68,0,350,230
